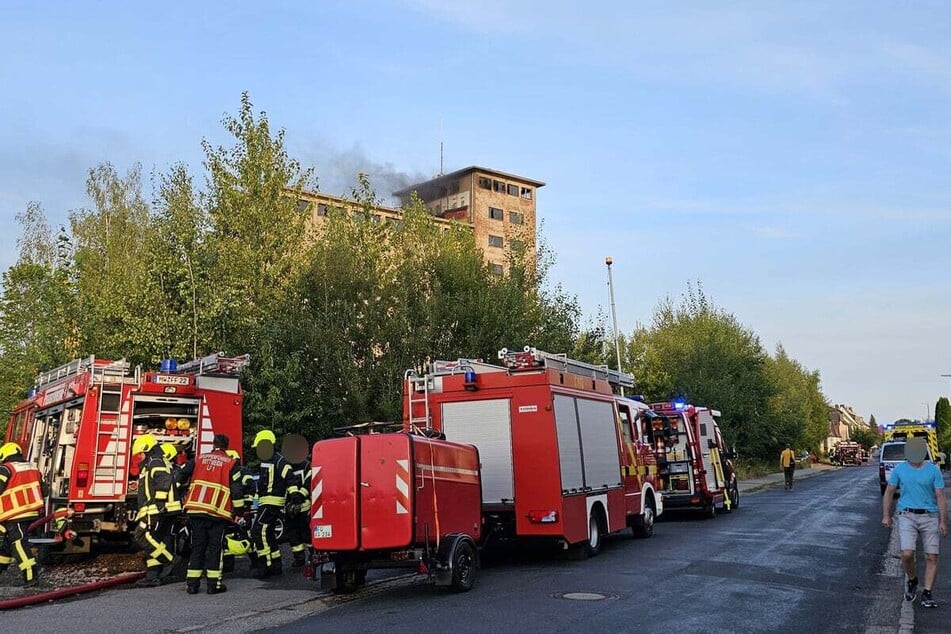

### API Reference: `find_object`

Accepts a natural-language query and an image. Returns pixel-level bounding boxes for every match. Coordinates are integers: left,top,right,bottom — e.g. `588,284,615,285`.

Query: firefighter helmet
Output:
225,533,251,556
252,430,276,448
132,434,157,455
225,449,241,461
160,444,178,461
0,442,23,461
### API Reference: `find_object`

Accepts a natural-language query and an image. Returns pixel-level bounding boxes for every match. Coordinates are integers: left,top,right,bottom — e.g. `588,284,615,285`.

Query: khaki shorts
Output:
898,512,941,555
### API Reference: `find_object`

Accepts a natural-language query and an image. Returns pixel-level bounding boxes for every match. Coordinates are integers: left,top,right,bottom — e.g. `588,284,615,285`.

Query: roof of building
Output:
393,165,546,197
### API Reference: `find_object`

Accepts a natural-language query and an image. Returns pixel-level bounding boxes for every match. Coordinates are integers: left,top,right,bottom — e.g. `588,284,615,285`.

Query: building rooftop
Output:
393,165,546,199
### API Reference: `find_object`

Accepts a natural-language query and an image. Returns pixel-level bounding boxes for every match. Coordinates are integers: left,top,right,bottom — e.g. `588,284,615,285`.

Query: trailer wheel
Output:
632,498,655,539
450,540,477,592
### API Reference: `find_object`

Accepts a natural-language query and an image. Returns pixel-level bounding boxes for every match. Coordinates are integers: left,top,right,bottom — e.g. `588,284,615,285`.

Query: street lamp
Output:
605,256,624,396
923,402,930,423
941,373,951,398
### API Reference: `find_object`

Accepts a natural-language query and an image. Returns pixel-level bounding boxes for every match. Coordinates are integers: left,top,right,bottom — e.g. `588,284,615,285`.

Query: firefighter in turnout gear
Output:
183,434,244,594
286,454,312,568
0,442,44,587
225,449,256,511
251,430,293,578
132,434,182,586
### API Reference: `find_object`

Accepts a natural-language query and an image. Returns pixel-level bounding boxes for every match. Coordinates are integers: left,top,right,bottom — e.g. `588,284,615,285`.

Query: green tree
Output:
763,345,828,452
935,397,951,453
626,282,777,461
850,424,881,450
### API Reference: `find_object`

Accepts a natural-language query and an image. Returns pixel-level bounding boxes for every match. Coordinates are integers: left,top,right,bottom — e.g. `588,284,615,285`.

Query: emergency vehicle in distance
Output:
648,401,737,517
882,421,946,470
3,352,249,559
309,346,662,594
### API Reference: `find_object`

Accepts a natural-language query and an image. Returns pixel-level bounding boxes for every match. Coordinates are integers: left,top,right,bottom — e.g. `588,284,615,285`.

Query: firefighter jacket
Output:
238,465,256,509
257,451,293,508
184,450,244,521
287,459,311,513
0,459,44,523
136,448,182,520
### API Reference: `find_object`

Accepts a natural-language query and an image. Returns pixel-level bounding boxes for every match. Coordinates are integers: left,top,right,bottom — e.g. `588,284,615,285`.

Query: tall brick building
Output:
297,166,544,274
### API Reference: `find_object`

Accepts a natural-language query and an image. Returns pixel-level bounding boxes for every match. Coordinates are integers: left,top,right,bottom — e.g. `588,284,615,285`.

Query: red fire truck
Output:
4,352,248,557
648,401,737,517
310,428,482,593
404,347,663,556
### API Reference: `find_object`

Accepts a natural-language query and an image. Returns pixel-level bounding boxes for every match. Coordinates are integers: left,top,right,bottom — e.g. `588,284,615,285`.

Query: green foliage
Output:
935,397,951,452
850,424,881,451
626,282,828,463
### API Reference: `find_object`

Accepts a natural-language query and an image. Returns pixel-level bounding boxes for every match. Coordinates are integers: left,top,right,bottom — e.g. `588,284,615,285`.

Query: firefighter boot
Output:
186,581,200,595
136,567,163,587
159,555,183,581
207,581,227,595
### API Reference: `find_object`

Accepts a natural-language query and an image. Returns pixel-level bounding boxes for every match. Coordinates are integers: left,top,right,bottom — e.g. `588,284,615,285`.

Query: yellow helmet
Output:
0,442,23,461
225,534,251,556
164,418,178,431
132,434,157,455
160,444,178,461
252,430,276,448
225,449,241,461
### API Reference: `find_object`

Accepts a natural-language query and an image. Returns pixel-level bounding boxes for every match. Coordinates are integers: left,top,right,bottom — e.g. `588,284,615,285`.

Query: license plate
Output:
313,525,332,539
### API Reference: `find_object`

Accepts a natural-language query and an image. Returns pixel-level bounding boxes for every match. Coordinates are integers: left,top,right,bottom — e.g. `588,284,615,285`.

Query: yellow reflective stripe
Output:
260,495,284,506
186,570,202,579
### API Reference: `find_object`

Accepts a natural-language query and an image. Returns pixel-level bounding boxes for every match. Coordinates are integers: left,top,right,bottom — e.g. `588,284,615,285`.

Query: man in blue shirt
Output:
882,437,948,608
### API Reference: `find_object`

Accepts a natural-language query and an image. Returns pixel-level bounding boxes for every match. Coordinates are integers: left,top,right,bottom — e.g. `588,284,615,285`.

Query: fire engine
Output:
883,421,946,469
831,441,862,466
4,352,249,557
310,426,481,593
404,347,662,555
648,401,737,517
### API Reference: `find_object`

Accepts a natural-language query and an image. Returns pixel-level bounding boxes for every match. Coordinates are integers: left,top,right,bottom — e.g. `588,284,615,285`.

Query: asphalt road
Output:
273,465,900,634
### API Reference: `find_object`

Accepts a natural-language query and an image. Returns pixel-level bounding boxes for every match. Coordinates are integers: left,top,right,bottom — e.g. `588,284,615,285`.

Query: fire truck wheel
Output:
450,540,477,592
584,508,605,557
729,483,740,510
705,502,717,519
632,498,655,539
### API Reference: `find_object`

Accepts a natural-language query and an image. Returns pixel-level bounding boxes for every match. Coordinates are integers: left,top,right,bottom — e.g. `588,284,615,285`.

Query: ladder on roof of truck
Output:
177,352,251,376
405,369,431,430
498,346,635,389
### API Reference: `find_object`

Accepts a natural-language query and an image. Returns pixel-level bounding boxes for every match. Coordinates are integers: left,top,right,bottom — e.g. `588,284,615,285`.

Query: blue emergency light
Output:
672,398,687,410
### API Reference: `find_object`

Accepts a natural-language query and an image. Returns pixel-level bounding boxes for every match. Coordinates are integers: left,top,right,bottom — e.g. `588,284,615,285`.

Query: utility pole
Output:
605,256,624,396
941,373,951,399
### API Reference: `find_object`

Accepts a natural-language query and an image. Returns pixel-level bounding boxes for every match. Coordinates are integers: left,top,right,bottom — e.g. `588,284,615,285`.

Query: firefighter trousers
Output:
134,514,175,571
0,518,39,584
285,510,310,562
186,515,226,589
252,505,282,570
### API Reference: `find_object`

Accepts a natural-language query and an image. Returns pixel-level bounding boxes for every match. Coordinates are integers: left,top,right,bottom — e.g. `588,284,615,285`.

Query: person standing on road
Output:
183,434,244,595
882,437,948,609
780,445,796,491
0,442,44,587
251,429,293,579
133,434,182,586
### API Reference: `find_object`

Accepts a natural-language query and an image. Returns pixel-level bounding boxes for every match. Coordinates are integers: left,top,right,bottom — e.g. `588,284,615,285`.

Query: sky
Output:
1,1,949,425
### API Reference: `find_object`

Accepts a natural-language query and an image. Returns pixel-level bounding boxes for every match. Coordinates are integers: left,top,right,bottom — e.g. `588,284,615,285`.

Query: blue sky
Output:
1,1,949,425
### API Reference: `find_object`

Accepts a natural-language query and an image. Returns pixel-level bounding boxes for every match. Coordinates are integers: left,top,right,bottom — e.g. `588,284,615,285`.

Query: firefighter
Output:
251,429,293,578
132,434,182,586
0,442,44,587
286,453,312,568
183,434,244,594
225,449,256,511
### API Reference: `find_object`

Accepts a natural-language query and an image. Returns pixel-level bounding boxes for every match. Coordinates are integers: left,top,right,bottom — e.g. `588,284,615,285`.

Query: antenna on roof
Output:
439,118,444,176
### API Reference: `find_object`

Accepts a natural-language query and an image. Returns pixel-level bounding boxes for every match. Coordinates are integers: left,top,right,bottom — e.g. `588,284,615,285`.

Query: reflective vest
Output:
0,461,44,523
184,451,237,520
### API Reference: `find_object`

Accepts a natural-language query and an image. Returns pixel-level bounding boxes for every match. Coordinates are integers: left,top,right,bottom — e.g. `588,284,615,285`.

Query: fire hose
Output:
0,572,145,610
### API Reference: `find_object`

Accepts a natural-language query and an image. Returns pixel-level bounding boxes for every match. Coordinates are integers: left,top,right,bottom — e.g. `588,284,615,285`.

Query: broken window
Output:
493,179,505,192
317,203,330,217
520,187,533,200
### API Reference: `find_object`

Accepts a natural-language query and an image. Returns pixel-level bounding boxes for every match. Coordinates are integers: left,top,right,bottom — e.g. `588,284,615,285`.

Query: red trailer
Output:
648,401,738,517
403,346,662,557
4,353,248,557
310,431,481,593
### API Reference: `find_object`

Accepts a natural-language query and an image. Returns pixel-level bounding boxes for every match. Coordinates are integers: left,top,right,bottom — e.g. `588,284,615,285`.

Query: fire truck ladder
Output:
91,360,131,497
405,370,432,431
177,352,251,376
34,355,97,388
498,346,635,389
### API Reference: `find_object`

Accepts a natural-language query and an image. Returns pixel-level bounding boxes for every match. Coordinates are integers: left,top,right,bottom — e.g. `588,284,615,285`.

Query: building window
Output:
297,199,311,213
489,207,504,220
507,183,519,196
520,187,533,200
371,214,381,223
317,203,330,217
493,179,505,192
478,177,491,189
386,217,404,229
488,235,504,248
510,239,524,251
490,263,504,275
509,211,524,225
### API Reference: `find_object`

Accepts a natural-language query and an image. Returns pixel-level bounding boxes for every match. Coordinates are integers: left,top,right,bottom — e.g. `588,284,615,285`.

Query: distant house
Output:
823,404,868,454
